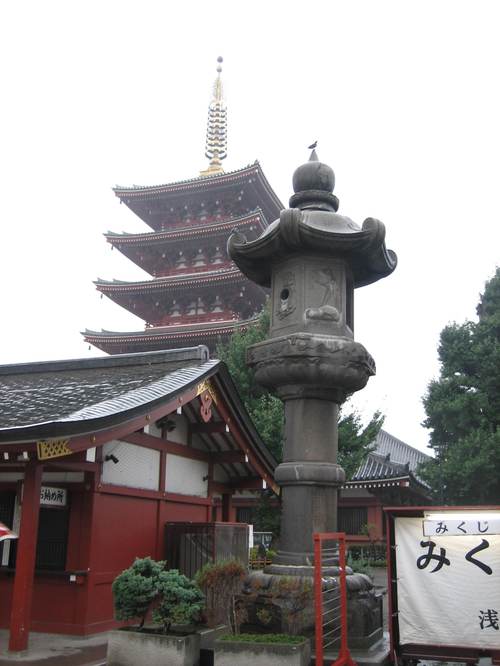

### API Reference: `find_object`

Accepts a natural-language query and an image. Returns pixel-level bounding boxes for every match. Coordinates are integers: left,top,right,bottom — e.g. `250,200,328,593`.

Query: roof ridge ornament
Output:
200,57,227,177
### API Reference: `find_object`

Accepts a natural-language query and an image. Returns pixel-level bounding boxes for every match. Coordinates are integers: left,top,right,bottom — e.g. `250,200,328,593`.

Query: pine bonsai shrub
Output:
112,557,166,629
153,569,204,632
112,557,204,633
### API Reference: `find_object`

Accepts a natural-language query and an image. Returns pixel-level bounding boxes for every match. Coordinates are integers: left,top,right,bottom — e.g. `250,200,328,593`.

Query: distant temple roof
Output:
346,429,430,493
372,429,429,476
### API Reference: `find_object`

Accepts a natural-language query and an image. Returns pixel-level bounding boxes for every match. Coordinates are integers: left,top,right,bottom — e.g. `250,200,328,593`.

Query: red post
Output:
221,493,231,522
8,462,43,652
314,533,356,666
338,535,349,663
314,534,324,666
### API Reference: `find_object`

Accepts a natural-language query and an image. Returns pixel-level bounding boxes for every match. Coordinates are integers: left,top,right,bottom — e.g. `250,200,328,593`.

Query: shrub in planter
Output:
112,557,204,632
195,559,246,630
215,633,311,666
153,568,204,632
219,633,307,644
112,557,166,629
109,558,205,666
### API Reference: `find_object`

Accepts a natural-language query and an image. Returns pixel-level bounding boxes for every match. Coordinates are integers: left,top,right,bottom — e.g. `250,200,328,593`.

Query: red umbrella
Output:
0,522,18,542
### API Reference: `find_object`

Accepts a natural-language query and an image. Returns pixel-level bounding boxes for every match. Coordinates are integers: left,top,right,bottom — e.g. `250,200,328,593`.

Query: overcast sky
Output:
1,1,499,453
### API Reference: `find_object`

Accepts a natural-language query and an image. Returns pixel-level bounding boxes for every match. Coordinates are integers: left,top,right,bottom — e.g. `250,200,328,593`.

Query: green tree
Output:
216,306,383,475
217,307,284,461
420,268,500,503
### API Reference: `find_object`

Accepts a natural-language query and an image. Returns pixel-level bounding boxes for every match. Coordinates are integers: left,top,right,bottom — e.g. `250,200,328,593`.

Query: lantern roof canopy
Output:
228,150,397,288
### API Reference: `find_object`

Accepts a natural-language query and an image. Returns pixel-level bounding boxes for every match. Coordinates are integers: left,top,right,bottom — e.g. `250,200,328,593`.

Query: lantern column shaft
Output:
269,397,343,570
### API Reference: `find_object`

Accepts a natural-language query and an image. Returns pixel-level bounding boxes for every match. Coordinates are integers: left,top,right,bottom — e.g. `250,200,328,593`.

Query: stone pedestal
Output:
239,570,383,645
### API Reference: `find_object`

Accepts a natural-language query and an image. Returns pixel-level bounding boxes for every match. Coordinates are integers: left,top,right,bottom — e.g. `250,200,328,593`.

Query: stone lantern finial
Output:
290,149,338,212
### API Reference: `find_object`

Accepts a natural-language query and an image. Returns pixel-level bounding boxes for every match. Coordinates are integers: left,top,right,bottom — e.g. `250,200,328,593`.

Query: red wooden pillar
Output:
8,462,43,652
221,493,232,522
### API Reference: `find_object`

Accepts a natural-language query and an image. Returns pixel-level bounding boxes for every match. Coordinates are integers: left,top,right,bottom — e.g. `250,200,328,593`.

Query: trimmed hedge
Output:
219,633,307,644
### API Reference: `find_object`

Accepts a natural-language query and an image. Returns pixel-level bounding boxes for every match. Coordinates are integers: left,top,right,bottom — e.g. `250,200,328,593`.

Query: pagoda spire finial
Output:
200,57,227,177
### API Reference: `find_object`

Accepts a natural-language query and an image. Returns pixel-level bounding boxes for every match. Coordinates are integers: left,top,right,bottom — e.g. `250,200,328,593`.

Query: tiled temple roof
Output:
347,429,431,490
0,347,213,430
0,346,278,490
372,429,429,476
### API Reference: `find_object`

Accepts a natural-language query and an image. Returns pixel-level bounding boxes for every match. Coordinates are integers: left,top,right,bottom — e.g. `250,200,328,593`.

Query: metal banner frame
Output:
314,532,356,666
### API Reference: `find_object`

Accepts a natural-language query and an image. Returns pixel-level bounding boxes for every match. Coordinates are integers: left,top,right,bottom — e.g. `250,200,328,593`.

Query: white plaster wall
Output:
165,454,208,497
163,414,188,445
145,414,188,444
102,440,160,490
144,422,162,438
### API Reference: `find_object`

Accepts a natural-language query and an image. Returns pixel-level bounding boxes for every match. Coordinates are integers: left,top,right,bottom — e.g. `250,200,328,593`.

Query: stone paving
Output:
0,630,107,666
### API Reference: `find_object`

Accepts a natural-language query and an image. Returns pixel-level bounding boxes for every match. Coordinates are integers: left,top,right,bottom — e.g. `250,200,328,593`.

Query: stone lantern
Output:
228,149,397,575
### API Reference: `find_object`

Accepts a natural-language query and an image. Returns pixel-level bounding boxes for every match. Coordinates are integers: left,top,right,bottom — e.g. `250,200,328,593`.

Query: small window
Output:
35,505,70,571
7,501,70,571
338,507,368,535
236,507,255,524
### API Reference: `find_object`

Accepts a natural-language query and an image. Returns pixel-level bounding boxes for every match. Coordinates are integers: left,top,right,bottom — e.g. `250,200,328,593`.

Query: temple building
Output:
84,58,282,354
0,347,276,649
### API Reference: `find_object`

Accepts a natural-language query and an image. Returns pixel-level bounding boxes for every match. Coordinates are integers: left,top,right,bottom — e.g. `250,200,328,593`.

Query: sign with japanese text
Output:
423,518,500,537
395,515,500,649
40,486,67,507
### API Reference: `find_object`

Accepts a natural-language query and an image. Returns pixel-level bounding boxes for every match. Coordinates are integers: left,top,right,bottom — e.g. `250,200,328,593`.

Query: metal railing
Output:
314,532,356,666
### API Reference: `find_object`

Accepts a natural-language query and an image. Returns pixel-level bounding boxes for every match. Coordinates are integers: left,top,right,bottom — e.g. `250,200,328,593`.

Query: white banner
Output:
395,516,500,649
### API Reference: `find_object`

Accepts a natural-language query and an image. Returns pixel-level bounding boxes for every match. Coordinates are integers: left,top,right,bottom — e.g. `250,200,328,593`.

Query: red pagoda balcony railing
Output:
155,261,233,278
151,312,238,327
156,211,248,232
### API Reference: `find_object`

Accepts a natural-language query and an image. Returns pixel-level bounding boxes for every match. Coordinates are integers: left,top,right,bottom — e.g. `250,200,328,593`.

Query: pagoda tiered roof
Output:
95,267,266,327
95,266,258,294
105,210,267,277
83,317,260,355
105,210,267,245
113,162,283,231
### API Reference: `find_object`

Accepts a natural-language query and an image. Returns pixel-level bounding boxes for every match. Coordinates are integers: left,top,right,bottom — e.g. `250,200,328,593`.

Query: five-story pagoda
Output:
84,58,283,354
